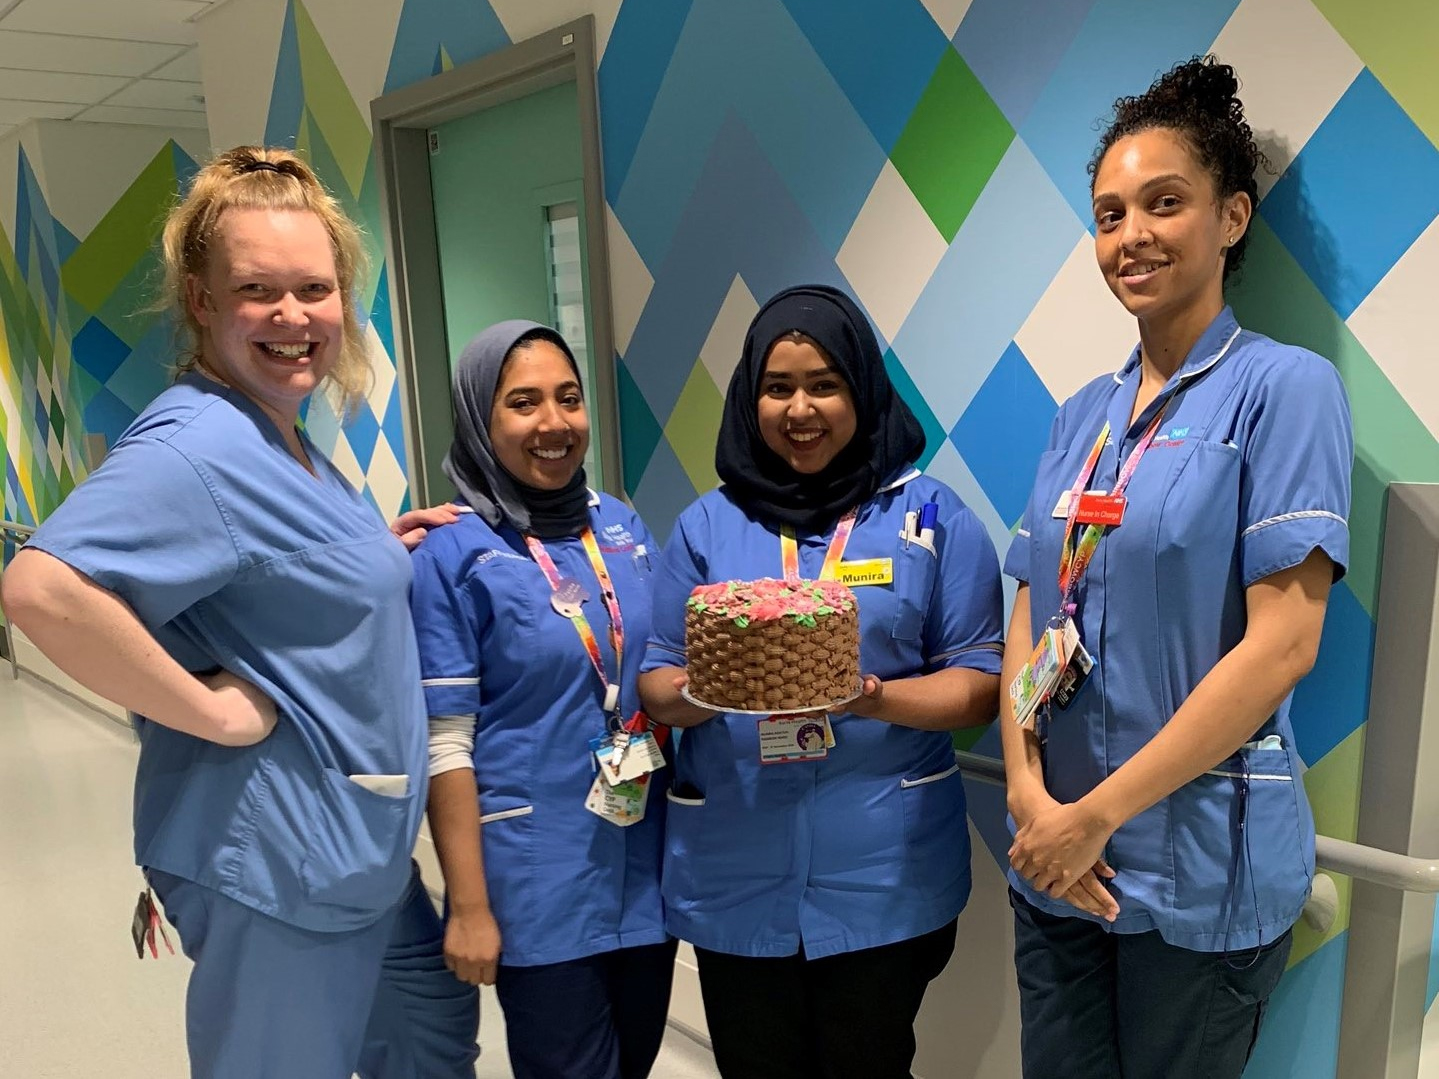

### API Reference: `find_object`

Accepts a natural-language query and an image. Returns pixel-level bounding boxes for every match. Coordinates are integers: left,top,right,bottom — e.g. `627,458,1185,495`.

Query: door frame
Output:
371,15,619,507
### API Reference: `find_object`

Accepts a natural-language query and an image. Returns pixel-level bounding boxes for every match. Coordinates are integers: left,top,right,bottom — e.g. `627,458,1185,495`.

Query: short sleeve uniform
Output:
28,374,429,932
642,471,1004,958
408,495,667,967
1004,307,1353,951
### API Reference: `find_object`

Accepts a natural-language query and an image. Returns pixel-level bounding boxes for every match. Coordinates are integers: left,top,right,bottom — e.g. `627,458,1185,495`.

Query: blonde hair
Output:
160,145,372,414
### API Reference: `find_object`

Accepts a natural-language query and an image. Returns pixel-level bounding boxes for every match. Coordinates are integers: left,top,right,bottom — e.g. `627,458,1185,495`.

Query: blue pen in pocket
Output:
917,501,939,547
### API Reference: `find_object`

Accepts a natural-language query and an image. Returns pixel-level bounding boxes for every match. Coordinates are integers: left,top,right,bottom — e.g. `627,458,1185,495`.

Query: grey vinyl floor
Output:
0,672,718,1079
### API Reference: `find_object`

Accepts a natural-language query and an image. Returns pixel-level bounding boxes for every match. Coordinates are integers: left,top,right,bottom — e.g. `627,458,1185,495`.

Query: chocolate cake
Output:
684,578,861,712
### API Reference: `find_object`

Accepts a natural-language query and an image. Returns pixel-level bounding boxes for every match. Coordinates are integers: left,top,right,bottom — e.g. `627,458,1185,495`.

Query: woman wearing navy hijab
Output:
999,57,1353,1078
640,284,1005,1079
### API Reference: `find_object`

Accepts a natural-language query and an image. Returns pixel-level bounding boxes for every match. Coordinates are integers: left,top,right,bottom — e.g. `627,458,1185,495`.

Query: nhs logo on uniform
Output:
601,523,635,549
1153,426,1190,447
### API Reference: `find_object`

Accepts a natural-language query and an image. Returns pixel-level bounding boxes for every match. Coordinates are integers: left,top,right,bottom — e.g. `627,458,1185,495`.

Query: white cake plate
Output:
680,683,863,717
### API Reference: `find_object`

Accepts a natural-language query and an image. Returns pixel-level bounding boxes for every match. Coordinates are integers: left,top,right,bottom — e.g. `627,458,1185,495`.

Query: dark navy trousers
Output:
495,939,678,1079
1011,888,1291,1079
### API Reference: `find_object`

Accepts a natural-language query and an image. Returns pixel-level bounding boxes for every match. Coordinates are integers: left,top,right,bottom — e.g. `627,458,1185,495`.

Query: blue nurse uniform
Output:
1004,307,1352,1077
409,493,670,1078
1005,307,1351,951
27,374,477,1078
642,469,1005,958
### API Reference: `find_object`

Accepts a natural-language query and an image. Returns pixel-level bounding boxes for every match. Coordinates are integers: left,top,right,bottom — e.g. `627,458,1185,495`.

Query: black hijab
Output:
714,285,925,533
443,320,591,539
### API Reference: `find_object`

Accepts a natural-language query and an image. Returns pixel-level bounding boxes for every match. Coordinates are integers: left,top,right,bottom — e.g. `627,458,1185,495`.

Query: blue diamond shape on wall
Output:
344,400,382,472
1262,69,1439,319
949,340,1055,525
73,317,132,384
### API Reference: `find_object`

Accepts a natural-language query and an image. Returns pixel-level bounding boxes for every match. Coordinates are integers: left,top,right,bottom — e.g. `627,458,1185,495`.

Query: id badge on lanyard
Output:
1009,406,1168,732
763,510,856,763
526,529,666,822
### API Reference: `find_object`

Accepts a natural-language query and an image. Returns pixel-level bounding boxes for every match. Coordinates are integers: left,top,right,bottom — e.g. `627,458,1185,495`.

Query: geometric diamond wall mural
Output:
5,1,1439,1074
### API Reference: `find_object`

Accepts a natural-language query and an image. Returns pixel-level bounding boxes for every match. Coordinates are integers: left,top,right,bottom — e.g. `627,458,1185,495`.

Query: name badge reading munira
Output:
837,558,893,586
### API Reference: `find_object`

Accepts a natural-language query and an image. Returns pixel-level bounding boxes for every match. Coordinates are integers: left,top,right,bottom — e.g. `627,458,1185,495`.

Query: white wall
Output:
32,120,209,238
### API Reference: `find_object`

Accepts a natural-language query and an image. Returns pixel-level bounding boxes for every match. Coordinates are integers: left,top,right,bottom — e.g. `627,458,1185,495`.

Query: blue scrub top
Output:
409,494,668,967
642,471,1004,958
1004,307,1352,951
28,374,429,932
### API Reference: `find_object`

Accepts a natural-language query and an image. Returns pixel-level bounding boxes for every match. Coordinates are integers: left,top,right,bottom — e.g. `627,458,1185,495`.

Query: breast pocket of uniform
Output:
630,543,654,580
891,539,938,641
1157,440,1241,573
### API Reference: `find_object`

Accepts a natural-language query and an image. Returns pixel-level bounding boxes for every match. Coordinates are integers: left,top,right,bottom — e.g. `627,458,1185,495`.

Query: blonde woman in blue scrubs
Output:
999,57,1353,1078
2,147,476,1078
640,284,1004,1079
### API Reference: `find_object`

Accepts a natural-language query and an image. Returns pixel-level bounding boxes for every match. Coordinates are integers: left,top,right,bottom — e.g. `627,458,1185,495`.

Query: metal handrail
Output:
1,520,34,679
953,749,1439,895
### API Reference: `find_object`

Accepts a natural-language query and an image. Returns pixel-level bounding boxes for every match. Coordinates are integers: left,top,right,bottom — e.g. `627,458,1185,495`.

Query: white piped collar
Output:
1112,307,1243,387
879,468,921,492
452,486,598,512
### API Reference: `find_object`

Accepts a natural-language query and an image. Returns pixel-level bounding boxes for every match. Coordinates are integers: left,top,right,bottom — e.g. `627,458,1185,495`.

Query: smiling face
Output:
1091,127,1250,329
756,336,858,474
489,339,590,490
187,208,342,423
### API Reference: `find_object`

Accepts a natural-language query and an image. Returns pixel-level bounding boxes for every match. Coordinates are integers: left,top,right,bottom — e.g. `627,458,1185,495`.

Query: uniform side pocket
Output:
472,801,537,928
296,767,411,925
899,765,969,900
1174,747,1309,942
662,787,790,914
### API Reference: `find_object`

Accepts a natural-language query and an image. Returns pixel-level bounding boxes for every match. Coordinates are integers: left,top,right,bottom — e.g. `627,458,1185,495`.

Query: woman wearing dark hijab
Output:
409,321,674,1079
639,285,1004,1078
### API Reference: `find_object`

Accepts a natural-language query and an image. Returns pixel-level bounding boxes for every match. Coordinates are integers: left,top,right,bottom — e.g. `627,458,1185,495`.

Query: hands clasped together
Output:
1008,787,1120,923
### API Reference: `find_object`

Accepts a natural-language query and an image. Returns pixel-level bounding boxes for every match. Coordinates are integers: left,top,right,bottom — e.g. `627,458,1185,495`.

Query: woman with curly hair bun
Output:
998,57,1353,1077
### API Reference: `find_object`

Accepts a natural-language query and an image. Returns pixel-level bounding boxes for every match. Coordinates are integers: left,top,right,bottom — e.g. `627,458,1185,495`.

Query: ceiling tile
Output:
148,46,200,82
0,98,82,123
0,30,181,76
0,69,129,104
72,103,208,129
106,78,203,111
1,0,210,46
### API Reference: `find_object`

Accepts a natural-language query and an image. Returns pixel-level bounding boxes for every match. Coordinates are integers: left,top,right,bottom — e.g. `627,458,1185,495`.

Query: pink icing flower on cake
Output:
747,598,792,621
786,594,819,616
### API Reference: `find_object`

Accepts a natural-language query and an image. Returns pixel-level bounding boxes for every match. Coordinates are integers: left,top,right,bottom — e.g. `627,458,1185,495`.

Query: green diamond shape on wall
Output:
663,361,724,496
890,49,1014,244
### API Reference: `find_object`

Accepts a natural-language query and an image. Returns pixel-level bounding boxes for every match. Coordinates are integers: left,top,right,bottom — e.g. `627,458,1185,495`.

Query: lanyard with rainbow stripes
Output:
1056,405,1169,615
780,508,858,583
525,528,626,720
